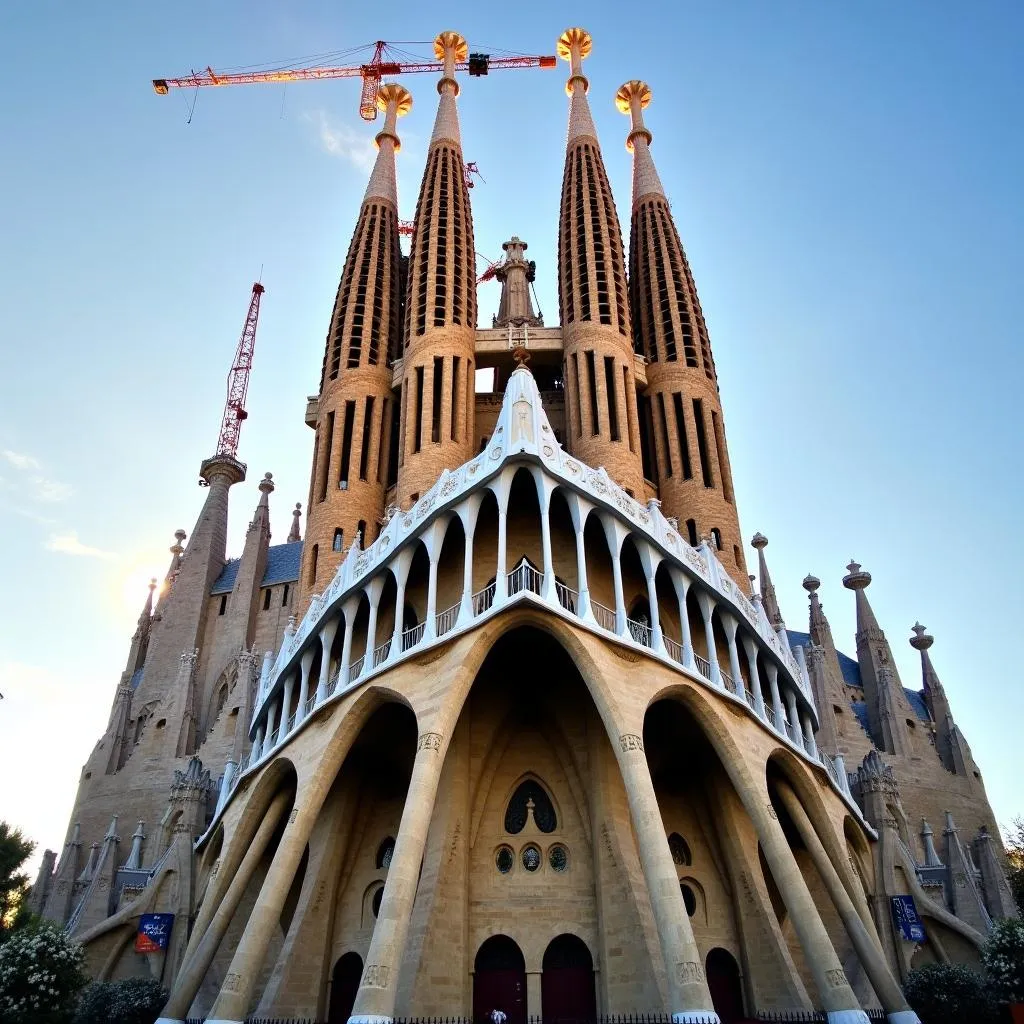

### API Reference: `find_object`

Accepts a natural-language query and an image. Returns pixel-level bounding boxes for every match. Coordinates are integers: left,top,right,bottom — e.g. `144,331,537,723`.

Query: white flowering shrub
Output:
0,922,86,1024
982,916,1024,1005
74,976,167,1024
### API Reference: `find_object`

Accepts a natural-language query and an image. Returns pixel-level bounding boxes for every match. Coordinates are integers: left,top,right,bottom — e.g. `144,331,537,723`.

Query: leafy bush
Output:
982,916,1024,1005
0,921,87,1024
903,961,998,1024
74,976,168,1024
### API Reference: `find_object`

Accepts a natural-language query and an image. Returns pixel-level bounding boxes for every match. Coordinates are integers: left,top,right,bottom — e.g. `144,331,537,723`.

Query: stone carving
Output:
363,964,390,988
223,973,241,993
766,805,778,820
676,961,706,984
542,445,554,458
825,968,847,988
288,808,298,824
619,733,644,753
418,731,443,752
489,446,504,461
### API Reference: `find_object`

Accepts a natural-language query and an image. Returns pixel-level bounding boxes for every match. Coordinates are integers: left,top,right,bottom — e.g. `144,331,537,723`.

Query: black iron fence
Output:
184,1014,893,1024
756,1013,888,1022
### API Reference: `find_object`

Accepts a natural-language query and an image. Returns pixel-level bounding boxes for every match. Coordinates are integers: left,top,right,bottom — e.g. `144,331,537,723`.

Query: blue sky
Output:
0,2,1021,869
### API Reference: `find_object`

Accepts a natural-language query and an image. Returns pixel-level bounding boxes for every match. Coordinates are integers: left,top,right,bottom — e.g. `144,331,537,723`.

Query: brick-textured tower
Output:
396,31,477,507
618,80,746,582
557,29,645,498
301,84,412,599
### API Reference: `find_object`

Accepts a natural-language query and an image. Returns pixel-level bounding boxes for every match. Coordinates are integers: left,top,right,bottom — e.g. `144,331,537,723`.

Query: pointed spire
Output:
750,533,785,630
78,842,99,883
615,79,667,205
249,471,274,534
165,528,186,585
365,83,413,204
558,28,598,143
842,561,883,635
287,502,302,543
430,32,466,145
920,819,943,867
123,821,146,870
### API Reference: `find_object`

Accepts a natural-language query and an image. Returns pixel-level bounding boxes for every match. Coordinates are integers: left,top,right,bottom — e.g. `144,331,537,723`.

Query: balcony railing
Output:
349,654,365,680
507,561,542,597
472,584,496,616
402,622,425,651
627,617,652,647
591,600,616,632
373,638,392,668
694,653,712,678
720,669,736,692
435,602,459,637
555,580,577,614
663,636,683,665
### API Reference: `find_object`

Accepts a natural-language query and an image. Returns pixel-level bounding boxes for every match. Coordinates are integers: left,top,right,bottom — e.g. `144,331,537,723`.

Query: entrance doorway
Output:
541,933,596,1024
705,947,744,1024
328,951,363,1024
474,935,527,1024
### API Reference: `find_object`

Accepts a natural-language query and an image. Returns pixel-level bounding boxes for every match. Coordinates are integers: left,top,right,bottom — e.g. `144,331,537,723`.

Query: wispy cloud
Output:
308,111,377,171
0,448,72,502
45,531,115,560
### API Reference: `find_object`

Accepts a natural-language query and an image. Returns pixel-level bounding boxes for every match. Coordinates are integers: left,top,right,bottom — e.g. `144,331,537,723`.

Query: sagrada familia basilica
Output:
29,27,1016,1024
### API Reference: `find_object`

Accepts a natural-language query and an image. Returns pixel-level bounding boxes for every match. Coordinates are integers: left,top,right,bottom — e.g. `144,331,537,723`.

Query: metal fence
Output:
184,1013,893,1024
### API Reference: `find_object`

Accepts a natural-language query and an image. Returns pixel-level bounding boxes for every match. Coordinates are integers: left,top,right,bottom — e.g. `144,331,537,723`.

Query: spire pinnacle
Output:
430,31,467,145
750,532,784,630
558,28,597,142
616,79,667,206
494,236,543,328
288,502,302,543
910,621,933,651
364,83,412,204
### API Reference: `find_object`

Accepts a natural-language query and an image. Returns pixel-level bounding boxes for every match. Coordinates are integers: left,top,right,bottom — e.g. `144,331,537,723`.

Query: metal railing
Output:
720,668,736,692
627,617,652,647
663,636,683,664
555,580,577,614
373,638,392,667
435,602,459,636
694,652,712,678
349,654,365,679
472,584,495,615
402,621,426,650
591,600,616,632
507,561,543,596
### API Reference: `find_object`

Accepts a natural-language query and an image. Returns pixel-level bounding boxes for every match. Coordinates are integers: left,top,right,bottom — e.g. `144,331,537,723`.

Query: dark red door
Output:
706,947,745,1024
328,952,363,1024
474,935,527,1024
541,934,596,1024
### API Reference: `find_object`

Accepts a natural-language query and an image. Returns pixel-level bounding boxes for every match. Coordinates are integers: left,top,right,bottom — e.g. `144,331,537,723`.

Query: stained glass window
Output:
376,837,395,870
505,780,557,834
522,845,541,872
549,845,568,872
668,832,692,866
496,846,514,874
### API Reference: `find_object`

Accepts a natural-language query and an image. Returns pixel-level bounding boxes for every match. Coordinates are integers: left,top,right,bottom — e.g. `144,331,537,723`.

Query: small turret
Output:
287,502,302,543
493,237,543,328
751,533,784,631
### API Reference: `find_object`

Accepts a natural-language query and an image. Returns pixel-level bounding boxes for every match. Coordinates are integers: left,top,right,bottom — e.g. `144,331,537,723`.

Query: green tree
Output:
903,961,998,1024
1005,817,1024,913
0,822,35,940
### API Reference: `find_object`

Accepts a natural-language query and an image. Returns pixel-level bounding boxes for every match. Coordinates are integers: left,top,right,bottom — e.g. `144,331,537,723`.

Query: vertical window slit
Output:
673,392,693,480
339,401,355,487
692,398,714,487
359,396,374,481
604,356,620,441
585,351,599,435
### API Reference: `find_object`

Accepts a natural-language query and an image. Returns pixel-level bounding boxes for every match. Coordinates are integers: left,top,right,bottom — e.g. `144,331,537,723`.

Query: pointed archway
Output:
328,951,363,1024
541,933,596,1024
705,947,744,1024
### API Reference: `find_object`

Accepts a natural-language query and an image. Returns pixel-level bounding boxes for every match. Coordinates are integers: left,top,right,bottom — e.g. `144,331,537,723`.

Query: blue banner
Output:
891,895,926,942
136,913,174,952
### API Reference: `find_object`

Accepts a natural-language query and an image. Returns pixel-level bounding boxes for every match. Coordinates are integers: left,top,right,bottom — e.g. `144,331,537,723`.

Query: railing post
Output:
315,616,339,703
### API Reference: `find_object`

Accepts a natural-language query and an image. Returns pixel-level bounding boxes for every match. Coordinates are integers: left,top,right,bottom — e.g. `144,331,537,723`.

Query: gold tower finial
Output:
375,83,413,151
557,27,592,96
434,31,468,94
616,80,653,152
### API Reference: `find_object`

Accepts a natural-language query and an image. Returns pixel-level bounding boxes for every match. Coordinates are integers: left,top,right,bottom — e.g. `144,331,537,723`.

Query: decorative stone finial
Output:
259,471,274,494
750,532,768,551
288,502,302,543
375,83,413,150
434,31,468,89
909,622,933,651
557,27,592,92
615,79,653,152
171,530,186,555
802,573,821,593
511,345,531,368
842,561,872,591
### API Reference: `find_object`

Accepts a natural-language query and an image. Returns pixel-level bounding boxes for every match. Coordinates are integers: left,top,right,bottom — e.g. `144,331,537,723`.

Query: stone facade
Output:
33,26,1015,1024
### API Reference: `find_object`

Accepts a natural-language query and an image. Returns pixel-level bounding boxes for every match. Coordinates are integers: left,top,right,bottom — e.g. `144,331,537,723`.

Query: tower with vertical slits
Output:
556,29,646,499
301,84,412,601
396,31,478,507
618,80,747,584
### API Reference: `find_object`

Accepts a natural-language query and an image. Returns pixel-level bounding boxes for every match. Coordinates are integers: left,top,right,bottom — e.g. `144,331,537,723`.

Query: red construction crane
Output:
153,40,557,122
215,282,265,460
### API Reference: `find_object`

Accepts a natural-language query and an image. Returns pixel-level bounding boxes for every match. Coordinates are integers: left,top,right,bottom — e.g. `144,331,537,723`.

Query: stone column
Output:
539,490,556,602
610,546,627,633
696,591,722,686
766,662,785,734
495,506,508,601
785,688,800,745
251,724,265,763
423,549,439,640
365,579,383,662
157,790,291,1024
672,573,694,667
526,970,542,1018
280,674,295,737
645,567,664,652
742,785,867,1022
775,784,918,1024
315,616,340,702
297,648,315,722
721,614,745,697
573,510,592,619
204,781,333,1023
802,711,818,758
339,603,356,686
742,638,766,720
612,730,719,1021
348,730,450,1022
458,507,477,621
265,697,280,750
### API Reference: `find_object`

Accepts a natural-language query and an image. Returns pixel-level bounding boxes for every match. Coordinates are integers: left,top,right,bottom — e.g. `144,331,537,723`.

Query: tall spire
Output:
800,573,847,756
396,32,478,507
556,30,644,498
302,84,412,601
287,502,302,543
618,79,745,584
750,533,784,630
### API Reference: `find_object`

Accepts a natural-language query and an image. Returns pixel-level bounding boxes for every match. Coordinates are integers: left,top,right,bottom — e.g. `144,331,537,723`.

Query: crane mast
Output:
215,282,265,460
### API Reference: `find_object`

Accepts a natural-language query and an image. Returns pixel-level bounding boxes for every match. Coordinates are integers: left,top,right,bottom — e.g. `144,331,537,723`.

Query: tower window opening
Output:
414,366,424,454
377,398,389,484
333,528,344,552
309,544,318,585
262,589,271,611
685,519,698,546
571,354,583,437
672,393,693,480
668,832,692,866
451,357,461,441
680,882,697,916
638,393,657,483
431,356,443,443
692,398,714,487
376,837,395,869
574,151,590,322
711,527,723,550
505,779,557,834
359,396,374,481
584,351,599,435
387,396,400,486
657,392,673,478
282,583,290,606
734,544,742,567
339,401,355,487
218,594,227,616
623,366,636,452
711,410,733,503
604,357,620,441
398,385,407,468
357,520,367,545
318,411,335,503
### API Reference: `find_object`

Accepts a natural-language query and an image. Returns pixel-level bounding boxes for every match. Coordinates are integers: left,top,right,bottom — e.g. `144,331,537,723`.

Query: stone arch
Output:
706,946,745,1024
327,951,362,1024
203,663,237,736
582,509,615,614
541,933,596,1023
473,935,527,1024
361,880,385,927
505,465,543,572
435,512,466,622
548,486,578,595
679,875,706,924
503,776,559,835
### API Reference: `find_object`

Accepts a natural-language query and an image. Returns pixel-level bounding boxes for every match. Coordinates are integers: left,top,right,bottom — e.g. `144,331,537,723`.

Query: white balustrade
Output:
591,600,616,632
555,580,578,614
435,602,459,636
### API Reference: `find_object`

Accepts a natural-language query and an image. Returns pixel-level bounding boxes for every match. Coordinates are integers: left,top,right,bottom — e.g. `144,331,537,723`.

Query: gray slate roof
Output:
211,541,303,596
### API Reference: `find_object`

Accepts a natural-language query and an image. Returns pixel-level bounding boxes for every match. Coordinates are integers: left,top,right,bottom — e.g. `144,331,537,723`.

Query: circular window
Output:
549,845,568,872
680,882,697,917
521,845,541,872
371,886,384,918
496,845,514,874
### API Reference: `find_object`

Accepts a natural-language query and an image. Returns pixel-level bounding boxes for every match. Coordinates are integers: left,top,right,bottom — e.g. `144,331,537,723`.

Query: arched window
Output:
668,832,692,866
375,837,395,870
504,780,557,834
685,518,698,546
333,528,344,552
216,684,228,716
680,882,697,916
710,527,723,550
371,886,384,917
